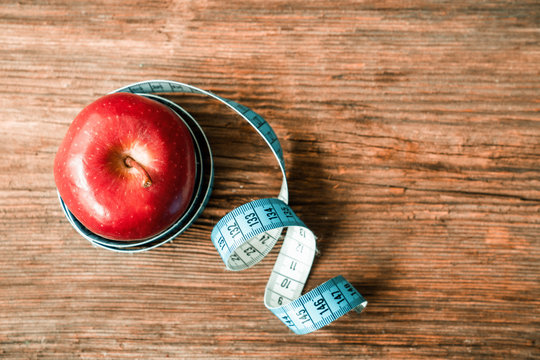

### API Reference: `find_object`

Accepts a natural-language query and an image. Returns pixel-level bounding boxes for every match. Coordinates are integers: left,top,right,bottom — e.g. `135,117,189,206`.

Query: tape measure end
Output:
354,300,368,314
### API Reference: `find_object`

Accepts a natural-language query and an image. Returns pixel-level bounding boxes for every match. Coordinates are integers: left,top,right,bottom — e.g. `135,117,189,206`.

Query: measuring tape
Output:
59,80,367,335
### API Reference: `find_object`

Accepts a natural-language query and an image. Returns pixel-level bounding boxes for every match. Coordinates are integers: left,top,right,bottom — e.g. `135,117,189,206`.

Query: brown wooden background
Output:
1,1,538,359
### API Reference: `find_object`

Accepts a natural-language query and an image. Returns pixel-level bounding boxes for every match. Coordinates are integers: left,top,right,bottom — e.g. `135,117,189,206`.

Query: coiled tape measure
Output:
59,80,367,335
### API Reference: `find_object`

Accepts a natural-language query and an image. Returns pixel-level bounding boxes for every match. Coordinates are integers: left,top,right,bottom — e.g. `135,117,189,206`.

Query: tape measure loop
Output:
108,80,366,334
211,198,304,271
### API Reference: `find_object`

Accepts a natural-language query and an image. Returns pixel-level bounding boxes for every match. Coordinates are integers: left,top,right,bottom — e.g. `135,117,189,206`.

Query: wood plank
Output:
0,0,538,358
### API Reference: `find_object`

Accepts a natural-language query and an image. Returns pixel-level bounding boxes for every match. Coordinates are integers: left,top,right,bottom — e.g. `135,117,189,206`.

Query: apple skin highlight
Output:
54,93,196,241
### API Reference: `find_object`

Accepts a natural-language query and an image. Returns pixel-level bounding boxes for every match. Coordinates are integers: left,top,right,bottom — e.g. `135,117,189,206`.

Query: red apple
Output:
54,92,196,241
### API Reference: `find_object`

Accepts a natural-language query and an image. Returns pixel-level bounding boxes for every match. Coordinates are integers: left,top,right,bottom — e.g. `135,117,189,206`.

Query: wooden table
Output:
1,1,538,359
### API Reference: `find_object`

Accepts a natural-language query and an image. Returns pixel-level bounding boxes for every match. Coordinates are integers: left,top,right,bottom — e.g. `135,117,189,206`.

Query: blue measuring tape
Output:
63,80,367,335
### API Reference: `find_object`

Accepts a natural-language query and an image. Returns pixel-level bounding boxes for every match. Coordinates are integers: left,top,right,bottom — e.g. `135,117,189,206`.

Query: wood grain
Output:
0,1,538,359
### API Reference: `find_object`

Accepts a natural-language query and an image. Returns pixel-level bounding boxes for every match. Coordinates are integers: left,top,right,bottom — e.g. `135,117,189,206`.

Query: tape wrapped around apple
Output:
54,93,200,243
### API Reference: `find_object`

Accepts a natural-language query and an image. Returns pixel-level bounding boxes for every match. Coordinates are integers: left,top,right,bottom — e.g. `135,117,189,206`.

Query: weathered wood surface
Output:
0,1,538,359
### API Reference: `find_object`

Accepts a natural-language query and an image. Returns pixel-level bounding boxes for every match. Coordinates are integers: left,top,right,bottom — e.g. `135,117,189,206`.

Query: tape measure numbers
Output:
61,80,367,334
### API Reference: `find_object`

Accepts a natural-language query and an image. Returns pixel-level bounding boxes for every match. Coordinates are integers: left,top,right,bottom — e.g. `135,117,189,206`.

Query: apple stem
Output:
124,156,153,188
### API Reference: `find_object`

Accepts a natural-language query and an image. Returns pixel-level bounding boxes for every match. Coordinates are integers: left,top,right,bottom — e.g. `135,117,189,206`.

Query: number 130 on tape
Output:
116,80,367,335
